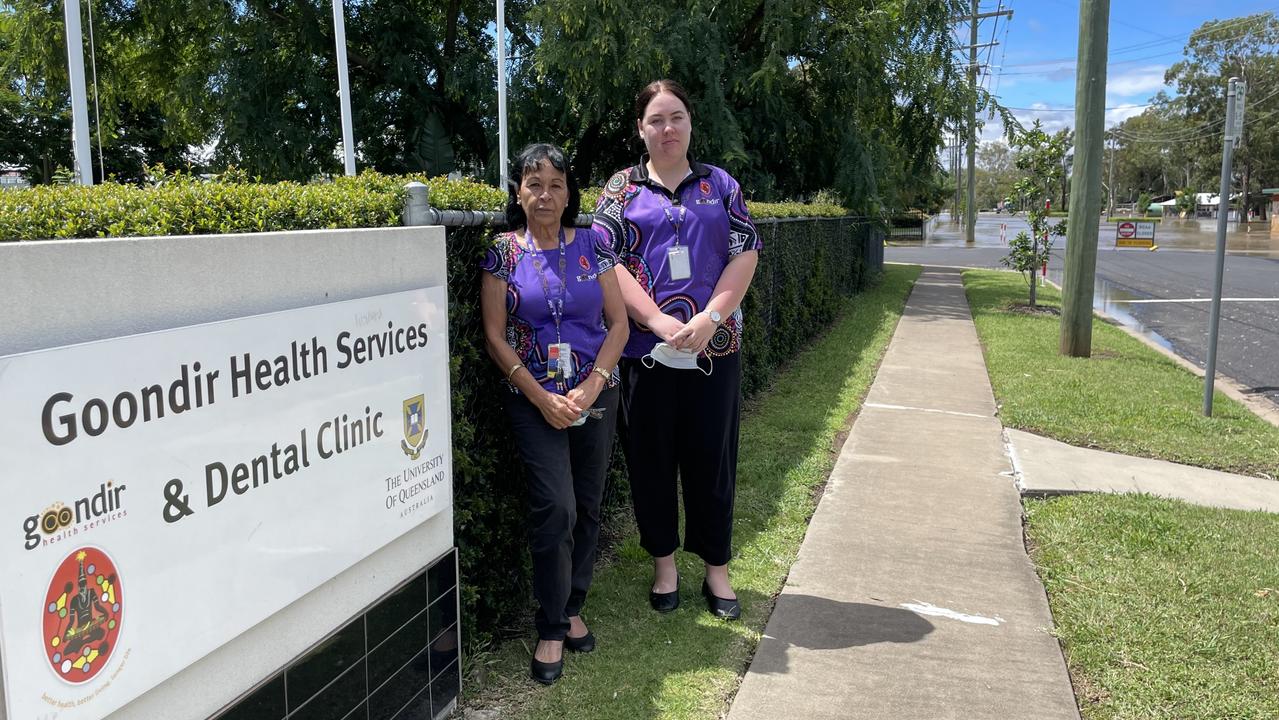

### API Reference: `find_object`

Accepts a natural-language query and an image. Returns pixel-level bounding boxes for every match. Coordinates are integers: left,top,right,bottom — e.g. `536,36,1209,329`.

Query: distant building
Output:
0,166,30,190
1264,189,1279,239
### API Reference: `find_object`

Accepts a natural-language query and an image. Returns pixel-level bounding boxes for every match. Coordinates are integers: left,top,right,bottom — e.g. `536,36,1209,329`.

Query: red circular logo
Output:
42,547,124,684
1118,222,1136,238
699,180,712,195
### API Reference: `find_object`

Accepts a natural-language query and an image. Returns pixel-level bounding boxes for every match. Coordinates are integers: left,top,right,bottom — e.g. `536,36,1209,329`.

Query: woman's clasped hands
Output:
648,312,714,355
534,390,583,430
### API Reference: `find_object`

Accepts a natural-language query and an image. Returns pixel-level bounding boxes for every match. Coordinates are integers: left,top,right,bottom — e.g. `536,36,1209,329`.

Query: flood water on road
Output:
926,212,1279,256
1041,268,1177,352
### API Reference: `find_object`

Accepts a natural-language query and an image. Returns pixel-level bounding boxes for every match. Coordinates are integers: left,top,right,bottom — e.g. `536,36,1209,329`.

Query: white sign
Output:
1116,220,1156,248
0,287,452,720
1232,81,1247,142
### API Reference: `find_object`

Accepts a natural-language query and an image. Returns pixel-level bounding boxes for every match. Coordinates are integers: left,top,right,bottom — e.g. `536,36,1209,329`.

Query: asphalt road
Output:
887,214,1279,409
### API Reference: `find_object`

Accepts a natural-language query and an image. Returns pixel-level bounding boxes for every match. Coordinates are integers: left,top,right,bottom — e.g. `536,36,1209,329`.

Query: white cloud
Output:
1016,103,1075,134
1106,65,1168,98
1105,105,1149,126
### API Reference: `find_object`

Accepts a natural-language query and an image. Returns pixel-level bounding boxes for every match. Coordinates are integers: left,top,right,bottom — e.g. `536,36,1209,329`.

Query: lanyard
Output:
527,227,568,344
661,196,687,247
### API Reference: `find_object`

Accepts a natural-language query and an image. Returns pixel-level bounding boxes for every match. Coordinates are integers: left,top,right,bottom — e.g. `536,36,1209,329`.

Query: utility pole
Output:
952,132,961,222
1204,78,1246,416
1107,131,1115,218
956,3,1012,242
63,0,93,186
966,0,978,243
1060,0,1109,357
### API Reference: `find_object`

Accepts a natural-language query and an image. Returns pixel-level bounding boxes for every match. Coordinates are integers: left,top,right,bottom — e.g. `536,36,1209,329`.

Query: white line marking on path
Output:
901,601,1004,626
1111,297,1279,304
864,402,990,419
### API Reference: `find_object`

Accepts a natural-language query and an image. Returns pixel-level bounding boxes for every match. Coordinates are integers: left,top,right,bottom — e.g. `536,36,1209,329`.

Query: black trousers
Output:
620,352,741,567
504,384,619,640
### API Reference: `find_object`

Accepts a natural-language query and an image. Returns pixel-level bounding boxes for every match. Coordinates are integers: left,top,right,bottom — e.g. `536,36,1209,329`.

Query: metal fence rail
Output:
401,181,884,274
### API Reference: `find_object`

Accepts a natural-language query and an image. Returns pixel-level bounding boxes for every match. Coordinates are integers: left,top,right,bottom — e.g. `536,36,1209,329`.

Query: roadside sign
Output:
1116,220,1155,248
1232,81,1247,142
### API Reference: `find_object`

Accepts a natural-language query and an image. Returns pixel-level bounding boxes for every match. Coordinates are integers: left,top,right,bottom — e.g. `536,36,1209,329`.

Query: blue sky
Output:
973,0,1273,142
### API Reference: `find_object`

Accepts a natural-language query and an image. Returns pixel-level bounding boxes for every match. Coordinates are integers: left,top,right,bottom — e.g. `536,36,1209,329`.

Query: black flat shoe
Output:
530,656,563,685
565,631,596,653
702,580,741,620
649,574,680,613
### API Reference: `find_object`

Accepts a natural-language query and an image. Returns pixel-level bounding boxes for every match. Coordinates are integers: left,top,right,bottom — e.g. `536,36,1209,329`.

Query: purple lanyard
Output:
527,227,568,344
661,196,686,247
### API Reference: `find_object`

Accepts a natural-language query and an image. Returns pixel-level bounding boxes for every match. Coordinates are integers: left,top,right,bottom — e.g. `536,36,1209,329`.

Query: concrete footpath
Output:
1008,428,1279,511
727,267,1081,720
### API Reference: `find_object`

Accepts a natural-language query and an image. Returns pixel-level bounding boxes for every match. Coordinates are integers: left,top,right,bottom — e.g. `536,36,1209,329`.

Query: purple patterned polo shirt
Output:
592,158,762,359
480,227,621,394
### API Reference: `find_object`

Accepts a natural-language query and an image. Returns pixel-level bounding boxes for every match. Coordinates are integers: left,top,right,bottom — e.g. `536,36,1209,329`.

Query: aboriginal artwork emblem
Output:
43,547,123,684
603,171,630,199
624,254,653,294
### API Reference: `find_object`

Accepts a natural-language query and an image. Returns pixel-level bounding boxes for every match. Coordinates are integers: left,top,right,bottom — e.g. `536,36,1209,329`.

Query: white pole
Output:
332,0,356,176
63,0,93,185
496,0,509,188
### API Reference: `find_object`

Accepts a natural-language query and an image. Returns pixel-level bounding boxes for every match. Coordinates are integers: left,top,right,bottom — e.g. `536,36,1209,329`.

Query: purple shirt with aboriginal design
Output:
592,157,762,359
480,226,621,394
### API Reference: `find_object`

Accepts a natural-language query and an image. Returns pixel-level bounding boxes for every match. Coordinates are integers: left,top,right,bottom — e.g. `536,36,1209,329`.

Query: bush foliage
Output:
1,170,849,242
1,170,875,645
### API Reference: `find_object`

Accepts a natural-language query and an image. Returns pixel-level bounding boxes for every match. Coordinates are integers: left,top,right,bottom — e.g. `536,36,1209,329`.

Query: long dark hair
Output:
504,143,581,230
634,79,693,120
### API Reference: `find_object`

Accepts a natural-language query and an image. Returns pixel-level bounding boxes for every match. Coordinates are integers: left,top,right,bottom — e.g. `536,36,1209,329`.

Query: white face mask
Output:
641,342,713,375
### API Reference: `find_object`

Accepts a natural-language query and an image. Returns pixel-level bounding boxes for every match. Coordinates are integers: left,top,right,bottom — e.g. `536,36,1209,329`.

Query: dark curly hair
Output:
504,143,581,230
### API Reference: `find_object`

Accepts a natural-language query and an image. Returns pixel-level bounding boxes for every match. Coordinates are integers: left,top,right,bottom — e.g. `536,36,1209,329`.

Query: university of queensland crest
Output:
401,394,428,460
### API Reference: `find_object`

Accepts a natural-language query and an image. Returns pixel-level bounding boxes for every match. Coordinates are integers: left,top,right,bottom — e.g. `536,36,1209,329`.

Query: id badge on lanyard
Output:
667,245,691,280
663,202,691,281
547,342,574,380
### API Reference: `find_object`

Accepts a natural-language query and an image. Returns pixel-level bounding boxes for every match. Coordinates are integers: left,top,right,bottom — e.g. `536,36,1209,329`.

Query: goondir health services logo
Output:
42,547,124,683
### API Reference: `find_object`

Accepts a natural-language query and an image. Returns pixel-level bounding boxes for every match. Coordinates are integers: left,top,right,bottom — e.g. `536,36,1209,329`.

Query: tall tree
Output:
1166,12,1279,218
521,0,967,210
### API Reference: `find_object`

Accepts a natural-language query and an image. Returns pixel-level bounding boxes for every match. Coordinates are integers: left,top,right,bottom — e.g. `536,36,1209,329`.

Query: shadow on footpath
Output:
747,594,934,676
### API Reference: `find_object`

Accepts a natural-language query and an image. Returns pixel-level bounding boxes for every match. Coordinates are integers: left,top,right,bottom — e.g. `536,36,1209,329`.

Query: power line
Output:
997,48,1187,75
1001,103,1157,112
1108,85,1279,143
992,0,1013,99
1000,10,1275,68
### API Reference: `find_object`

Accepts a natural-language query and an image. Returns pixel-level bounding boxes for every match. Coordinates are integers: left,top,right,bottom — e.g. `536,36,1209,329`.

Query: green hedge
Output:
0,170,507,240
0,170,873,646
1,171,849,241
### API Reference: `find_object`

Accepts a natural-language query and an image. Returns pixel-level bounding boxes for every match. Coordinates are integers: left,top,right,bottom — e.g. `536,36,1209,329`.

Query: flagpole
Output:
332,0,356,176
496,0,509,188
63,0,93,185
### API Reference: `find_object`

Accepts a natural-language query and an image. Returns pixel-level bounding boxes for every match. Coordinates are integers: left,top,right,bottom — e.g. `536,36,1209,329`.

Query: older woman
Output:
481,143,628,684
593,80,761,620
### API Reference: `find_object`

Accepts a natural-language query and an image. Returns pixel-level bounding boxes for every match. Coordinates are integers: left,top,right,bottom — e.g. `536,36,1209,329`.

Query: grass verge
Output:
1026,494,1279,719
462,264,921,719
963,269,1279,478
